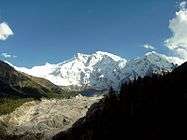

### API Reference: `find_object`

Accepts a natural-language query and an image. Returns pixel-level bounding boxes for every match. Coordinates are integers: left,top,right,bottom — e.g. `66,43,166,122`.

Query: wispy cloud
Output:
180,1,187,10
0,22,14,40
143,44,155,50
165,1,187,60
1,52,17,59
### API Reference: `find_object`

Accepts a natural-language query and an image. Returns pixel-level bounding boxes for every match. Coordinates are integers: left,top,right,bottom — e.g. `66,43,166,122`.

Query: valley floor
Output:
0,95,102,140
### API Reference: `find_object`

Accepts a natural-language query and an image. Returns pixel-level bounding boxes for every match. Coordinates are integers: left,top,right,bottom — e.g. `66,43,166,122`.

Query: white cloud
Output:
1,53,11,58
143,44,155,50
1,52,17,59
0,22,14,40
180,1,187,10
165,1,187,61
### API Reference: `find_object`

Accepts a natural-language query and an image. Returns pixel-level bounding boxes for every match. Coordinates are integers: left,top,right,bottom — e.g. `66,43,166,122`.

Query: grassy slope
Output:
0,97,33,115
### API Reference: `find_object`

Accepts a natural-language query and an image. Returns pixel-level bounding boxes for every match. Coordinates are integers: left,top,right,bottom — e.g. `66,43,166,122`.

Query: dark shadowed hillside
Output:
0,61,77,98
53,62,187,140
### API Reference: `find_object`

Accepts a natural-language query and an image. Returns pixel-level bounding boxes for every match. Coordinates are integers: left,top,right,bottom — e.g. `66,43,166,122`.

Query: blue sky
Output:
0,0,182,67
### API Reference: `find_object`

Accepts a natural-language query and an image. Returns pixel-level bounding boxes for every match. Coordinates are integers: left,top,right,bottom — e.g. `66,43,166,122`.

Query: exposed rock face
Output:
0,95,102,140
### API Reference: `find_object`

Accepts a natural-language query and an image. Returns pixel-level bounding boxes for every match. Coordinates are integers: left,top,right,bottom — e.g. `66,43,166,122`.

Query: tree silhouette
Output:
53,62,187,140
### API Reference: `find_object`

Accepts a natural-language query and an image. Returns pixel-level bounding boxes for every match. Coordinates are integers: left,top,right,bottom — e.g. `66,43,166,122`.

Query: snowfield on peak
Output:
122,51,176,83
14,51,176,90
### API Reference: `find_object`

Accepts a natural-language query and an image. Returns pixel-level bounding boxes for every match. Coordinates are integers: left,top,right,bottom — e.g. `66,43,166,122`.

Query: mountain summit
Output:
15,51,175,90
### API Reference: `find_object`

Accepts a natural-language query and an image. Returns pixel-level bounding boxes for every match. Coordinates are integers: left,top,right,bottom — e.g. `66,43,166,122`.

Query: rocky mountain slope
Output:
15,51,176,91
0,60,74,98
0,95,102,140
121,52,177,82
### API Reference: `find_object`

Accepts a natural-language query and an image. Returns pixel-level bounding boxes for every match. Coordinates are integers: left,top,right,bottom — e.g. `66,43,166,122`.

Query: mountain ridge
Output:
14,51,177,91
0,60,76,98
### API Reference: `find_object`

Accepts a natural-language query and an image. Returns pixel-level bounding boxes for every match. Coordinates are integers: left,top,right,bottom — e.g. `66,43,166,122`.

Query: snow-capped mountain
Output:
121,52,176,83
14,51,176,90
